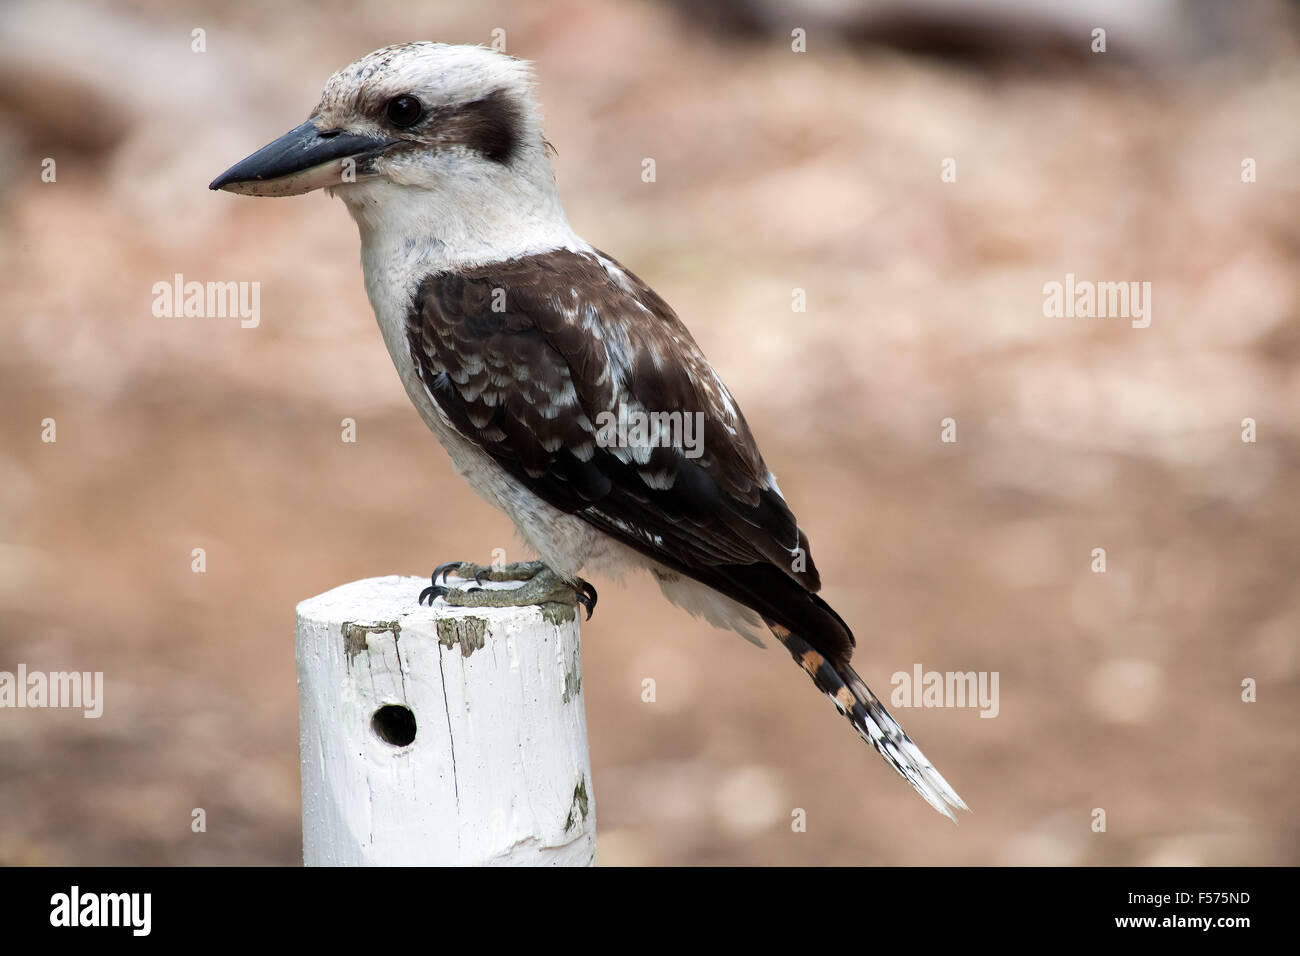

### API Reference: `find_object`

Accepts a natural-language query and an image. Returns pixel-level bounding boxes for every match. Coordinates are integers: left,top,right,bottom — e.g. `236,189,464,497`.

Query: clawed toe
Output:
431,561,467,585
576,580,598,620
419,583,449,605
418,560,597,621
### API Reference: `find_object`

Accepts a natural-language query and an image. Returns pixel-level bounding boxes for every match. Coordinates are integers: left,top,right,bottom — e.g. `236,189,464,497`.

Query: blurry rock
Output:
0,62,129,155
0,0,299,241
668,0,1287,68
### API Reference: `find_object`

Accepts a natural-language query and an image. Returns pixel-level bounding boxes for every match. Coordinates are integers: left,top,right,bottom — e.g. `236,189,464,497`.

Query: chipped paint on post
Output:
436,615,487,656
342,620,401,665
564,777,590,831
541,602,576,625
562,648,583,704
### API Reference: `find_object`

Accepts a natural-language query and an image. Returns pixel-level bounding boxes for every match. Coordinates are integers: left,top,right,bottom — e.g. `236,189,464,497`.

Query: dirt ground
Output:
0,0,1297,865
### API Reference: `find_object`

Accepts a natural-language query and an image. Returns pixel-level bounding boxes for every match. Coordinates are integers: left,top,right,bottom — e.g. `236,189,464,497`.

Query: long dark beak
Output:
210,121,397,197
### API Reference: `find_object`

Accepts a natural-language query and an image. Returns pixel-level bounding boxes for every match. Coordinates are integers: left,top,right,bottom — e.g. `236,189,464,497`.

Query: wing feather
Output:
407,247,852,662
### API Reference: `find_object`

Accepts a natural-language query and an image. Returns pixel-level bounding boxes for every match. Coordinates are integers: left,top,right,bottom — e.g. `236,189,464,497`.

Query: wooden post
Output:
295,574,596,866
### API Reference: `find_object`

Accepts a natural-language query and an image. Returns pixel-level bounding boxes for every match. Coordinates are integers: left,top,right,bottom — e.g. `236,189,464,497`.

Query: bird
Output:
210,41,968,820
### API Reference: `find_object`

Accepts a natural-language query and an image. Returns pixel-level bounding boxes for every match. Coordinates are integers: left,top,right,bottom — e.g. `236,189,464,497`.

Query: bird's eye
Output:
386,95,423,128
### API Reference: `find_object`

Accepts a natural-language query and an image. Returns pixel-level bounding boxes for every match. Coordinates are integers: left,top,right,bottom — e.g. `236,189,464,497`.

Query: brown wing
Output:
406,247,854,662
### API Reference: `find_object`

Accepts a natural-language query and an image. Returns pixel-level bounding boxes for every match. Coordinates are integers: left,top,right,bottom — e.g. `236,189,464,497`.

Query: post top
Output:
295,574,576,628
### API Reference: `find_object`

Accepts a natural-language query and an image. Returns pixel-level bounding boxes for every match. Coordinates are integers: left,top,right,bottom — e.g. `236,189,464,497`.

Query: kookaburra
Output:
211,42,967,820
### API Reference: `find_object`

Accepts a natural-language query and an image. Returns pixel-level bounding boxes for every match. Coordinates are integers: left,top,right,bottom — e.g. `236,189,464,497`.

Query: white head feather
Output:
314,42,581,268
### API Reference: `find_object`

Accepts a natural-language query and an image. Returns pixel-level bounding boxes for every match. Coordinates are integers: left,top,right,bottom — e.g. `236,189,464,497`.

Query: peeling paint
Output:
436,616,487,657
342,620,400,664
562,652,583,704
541,602,576,625
564,777,590,831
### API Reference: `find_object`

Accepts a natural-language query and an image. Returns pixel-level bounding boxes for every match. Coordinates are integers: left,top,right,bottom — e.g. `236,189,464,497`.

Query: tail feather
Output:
767,621,969,821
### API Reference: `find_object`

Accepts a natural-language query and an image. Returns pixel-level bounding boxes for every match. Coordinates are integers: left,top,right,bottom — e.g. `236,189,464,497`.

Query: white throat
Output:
334,146,591,452
339,146,581,270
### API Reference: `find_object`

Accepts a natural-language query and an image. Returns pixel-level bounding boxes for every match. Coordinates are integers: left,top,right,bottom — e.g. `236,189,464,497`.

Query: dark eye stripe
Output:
438,89,522,164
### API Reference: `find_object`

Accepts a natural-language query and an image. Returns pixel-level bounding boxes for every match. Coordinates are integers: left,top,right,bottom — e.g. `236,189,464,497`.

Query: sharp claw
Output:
419,584,449,606
576,581,598,621
474,570,487,586
432,561,465,585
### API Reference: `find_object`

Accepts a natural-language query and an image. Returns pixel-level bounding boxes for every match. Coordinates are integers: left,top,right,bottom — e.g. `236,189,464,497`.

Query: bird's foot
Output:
419,560,597,620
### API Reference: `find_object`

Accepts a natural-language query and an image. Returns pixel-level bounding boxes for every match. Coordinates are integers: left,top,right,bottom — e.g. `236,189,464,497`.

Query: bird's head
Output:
210,42,564,248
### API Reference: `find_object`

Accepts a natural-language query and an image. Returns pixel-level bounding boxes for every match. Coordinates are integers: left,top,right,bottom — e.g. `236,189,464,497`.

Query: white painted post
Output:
295,574,596,866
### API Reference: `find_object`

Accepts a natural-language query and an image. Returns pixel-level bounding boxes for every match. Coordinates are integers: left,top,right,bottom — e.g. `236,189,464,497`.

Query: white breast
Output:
341,182,606,580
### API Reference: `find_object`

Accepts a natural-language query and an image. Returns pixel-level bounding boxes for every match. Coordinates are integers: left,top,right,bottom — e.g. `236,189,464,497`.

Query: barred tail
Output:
768,621,969,821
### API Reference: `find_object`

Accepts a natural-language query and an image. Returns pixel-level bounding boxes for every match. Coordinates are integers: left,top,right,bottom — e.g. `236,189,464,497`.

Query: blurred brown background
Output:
0,0,1297,865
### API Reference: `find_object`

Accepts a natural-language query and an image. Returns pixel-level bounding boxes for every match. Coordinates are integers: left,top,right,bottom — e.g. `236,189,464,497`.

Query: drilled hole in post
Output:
371,704,417,747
